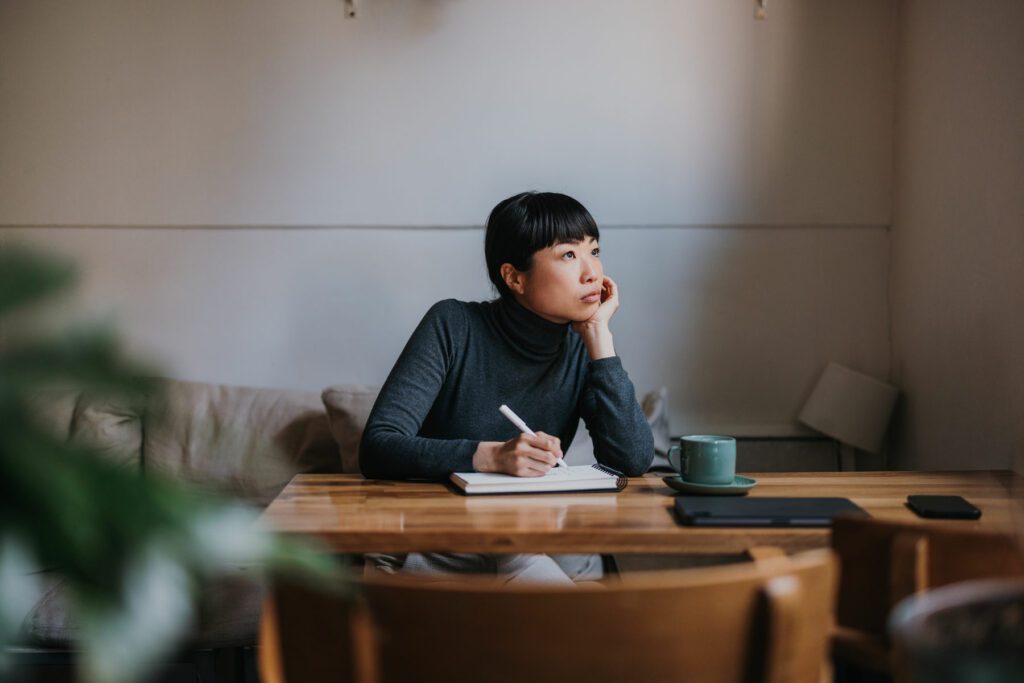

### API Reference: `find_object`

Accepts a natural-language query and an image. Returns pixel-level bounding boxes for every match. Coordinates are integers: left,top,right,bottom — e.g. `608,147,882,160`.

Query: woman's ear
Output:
500,263,527,295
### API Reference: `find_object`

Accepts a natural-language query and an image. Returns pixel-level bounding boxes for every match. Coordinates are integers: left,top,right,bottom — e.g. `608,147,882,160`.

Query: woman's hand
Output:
572,276,618,360
472,432,563,477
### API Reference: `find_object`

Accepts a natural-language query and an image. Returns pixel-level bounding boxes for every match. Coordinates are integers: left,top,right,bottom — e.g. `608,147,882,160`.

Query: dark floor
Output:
8,647,258,683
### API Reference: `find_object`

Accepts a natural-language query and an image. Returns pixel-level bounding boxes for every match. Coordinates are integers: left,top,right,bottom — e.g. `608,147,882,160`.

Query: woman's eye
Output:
592,247,600,256
561,251,575,260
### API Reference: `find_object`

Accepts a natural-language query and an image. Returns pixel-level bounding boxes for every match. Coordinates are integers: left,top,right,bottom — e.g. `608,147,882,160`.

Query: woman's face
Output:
505,237,604,324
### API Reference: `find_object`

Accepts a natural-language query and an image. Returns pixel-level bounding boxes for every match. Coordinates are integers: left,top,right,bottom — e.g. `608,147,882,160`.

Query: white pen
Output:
498,404,567,469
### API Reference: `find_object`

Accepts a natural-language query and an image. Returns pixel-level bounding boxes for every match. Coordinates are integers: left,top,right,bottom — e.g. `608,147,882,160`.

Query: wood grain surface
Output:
261,470,1024,555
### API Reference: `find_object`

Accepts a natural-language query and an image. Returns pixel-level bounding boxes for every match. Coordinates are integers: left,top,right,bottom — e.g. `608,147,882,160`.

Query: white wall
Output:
889,0,1024,471
0,0,893,226
3,225,889,437
1,0,896,439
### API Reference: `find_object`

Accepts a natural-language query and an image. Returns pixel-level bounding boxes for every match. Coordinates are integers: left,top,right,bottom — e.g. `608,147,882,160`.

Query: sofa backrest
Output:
321,384,381,474
28,378,341,507
27,388,145,470
142,379,339,506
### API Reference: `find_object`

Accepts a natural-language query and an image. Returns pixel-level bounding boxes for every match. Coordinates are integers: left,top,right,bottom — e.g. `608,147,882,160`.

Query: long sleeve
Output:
578,356,654,476
358,301,478,480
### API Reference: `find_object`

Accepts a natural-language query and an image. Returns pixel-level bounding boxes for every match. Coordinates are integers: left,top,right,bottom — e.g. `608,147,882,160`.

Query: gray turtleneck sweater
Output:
359,296,654,480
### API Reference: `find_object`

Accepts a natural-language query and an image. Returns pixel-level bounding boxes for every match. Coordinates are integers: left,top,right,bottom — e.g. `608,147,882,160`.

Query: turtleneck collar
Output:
489,294,571,362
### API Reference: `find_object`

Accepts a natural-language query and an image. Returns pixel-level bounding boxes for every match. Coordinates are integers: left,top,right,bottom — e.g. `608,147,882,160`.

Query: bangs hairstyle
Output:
484,191,600,298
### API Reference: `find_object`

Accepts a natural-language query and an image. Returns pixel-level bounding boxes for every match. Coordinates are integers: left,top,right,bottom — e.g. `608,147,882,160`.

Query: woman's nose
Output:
580,256,598,282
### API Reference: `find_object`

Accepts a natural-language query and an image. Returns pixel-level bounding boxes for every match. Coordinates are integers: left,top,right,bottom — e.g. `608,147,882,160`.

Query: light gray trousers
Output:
365,553,604,586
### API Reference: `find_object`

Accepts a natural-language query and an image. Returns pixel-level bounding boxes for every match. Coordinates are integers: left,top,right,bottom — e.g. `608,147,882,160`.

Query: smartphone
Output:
906,495,981,520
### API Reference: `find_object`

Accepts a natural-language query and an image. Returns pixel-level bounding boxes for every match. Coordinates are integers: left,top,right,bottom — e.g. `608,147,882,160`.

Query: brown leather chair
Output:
260,548,837,683
830,516,1024,675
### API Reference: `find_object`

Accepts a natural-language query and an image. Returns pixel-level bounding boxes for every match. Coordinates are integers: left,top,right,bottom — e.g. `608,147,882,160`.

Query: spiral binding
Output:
590,463,628,490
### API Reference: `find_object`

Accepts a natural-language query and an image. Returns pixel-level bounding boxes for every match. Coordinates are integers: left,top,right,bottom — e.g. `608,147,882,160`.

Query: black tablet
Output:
674,496,869,527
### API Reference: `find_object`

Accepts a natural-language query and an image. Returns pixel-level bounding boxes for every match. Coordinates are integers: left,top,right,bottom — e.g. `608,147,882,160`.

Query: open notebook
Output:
450,463,627,495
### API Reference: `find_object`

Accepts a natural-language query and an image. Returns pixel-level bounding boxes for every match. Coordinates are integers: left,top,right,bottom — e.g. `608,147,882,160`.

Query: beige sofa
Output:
21,378,353,651
19,378,668,654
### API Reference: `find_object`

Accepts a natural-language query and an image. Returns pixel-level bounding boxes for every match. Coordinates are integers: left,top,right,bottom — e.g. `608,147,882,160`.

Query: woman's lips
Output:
581,292,601,304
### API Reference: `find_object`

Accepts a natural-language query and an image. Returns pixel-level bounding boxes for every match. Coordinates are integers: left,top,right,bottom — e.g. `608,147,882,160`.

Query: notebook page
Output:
454,465,615,486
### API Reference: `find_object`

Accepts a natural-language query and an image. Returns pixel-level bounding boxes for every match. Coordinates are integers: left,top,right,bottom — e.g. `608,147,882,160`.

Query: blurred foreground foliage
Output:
0,246,347,683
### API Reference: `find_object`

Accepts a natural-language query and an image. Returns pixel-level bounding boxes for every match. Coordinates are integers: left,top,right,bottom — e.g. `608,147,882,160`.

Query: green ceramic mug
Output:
667,435,737,485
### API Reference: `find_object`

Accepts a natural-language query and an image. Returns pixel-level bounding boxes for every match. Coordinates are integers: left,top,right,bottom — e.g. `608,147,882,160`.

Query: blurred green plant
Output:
0,246,347,683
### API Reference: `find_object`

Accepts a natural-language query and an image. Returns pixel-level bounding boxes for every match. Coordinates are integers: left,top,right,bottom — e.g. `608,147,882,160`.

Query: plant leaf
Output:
0,246,76,315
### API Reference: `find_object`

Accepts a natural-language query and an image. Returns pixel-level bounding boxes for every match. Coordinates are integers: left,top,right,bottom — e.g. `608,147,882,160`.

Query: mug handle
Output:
668,444,684,473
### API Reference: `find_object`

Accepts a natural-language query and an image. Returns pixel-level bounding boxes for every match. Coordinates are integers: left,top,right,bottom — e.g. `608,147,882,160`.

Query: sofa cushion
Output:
71,393,145,469
191,567,265,648
143,380,339,506
26,389,144,469
641,386,673,470
22,567,264,649
25,389,79,442
20,572,74,646
321,385,381,474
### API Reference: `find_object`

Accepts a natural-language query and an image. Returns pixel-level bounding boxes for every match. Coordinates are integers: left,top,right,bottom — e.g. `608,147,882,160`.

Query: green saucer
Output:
663,474,757,496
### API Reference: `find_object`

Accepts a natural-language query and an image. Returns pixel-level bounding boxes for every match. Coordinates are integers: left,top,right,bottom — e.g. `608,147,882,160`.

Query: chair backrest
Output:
260,549,837,683
831,516,1024,638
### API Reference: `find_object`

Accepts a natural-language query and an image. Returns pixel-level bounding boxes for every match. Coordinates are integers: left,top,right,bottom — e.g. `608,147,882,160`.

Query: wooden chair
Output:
830,516,1024,676
259,548,837,683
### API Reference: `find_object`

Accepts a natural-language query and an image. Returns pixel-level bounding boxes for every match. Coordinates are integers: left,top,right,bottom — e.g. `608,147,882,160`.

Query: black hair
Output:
484,191,600,298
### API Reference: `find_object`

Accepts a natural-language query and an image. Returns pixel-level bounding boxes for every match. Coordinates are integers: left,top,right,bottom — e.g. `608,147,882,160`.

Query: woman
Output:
359,191,654,583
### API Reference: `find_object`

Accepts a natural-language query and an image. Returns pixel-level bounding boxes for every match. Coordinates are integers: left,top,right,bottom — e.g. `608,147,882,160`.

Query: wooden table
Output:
261,470,1024,555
